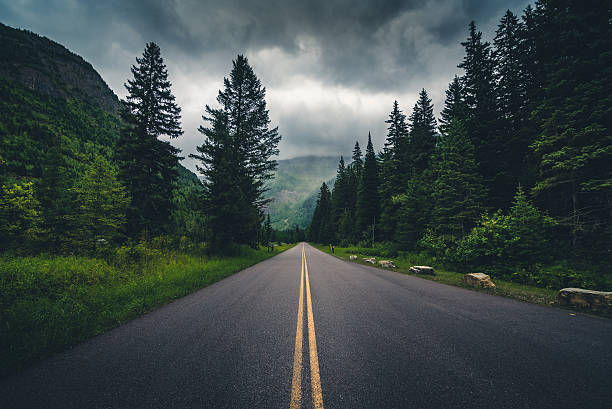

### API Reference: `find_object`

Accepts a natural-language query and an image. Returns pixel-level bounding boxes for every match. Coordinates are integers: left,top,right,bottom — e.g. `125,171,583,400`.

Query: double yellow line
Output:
290,244,324,409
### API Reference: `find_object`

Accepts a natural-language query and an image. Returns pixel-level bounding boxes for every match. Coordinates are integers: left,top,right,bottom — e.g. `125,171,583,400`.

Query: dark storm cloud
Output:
0,0,530,168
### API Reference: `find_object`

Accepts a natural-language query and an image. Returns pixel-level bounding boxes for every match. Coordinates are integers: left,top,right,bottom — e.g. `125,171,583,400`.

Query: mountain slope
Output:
0,22,119,113
0,22,201,237
266,156,339,230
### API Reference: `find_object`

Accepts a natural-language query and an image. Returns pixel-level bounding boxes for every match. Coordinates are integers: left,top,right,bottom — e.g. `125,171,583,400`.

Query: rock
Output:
349,255,357,260
409,266,435,275
379,260,396,268
363,257,376,264
557,288,612,313
462,273,495,288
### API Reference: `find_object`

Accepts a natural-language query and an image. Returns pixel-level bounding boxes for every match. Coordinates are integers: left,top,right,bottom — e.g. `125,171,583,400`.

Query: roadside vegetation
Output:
0,240,294,377
313,243,559,308
308,3,611,295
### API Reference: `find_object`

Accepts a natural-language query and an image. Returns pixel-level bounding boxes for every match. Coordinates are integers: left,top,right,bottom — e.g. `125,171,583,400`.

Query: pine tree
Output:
429,120,487,238
192,55,281,250
356,132,379,240
352,141,363,172
529,0,612,253
408,89,437,173
117,42,183,237
458,21,502,208
379,101,409,241
493,9,533,205
309,182,333,243
331,156,347,240
439,76,467,135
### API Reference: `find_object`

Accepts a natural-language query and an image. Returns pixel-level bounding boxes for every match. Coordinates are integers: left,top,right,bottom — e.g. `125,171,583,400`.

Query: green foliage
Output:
429,119,487,238
117,42,183,237
65,155,129,252
529,0,612,252
453,186,557,275
355,133,379,237
0,181,43,250
309,182,333,243
192,55,281,252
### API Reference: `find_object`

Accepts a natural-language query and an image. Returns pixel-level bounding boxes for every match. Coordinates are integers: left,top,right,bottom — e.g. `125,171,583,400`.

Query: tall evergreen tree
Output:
191,55,281,250
408,89,437,173
379,101,409,240
352,141,363,172
356,133,379,239
493,9,534,203
529,0,612,253
331,156,348,240
429,120,487,238
309,182,333,243
458,21,503,208
116,42,183,237
439,76,467,135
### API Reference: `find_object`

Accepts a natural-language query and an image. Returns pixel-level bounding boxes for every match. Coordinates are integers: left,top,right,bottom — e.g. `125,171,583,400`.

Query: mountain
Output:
266,156,339,230
0,22,119,113
0,22,202,234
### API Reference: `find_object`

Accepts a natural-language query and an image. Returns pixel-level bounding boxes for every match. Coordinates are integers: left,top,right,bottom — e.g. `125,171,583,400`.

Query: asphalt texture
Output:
1,243,611,408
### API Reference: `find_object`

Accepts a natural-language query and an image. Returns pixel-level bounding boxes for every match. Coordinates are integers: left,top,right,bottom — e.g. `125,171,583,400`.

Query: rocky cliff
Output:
0,22,119,113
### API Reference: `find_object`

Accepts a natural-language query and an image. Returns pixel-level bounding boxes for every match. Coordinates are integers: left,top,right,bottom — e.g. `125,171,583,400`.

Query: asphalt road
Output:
1,243,611,408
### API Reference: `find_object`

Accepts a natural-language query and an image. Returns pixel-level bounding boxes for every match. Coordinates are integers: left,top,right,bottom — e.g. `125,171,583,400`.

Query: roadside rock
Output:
462,273,495,288
557,288,612,313
409,266,435,275
363,257,376,264
349,255,357,260
379,260,396,268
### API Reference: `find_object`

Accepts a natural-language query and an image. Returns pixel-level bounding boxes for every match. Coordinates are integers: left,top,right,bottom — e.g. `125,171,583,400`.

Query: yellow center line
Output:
289,245,305,409
304,245,325,409
290,244,325,409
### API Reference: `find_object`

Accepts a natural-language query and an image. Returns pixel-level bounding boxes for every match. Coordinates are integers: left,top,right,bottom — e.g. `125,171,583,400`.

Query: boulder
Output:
363,257,376,264
557,288,612,313
349,255,357,260
409,266,435,275
462,273,495,288
379,260,396,268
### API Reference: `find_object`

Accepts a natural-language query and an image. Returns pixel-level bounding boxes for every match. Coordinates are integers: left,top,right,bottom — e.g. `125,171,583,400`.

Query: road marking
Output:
304,245,325,409
289,246,305,409
290,244,325,409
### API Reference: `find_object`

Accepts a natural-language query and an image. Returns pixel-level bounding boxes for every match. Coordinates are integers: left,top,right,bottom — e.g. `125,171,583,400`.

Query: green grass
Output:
312,244,558,307
0,244,295,377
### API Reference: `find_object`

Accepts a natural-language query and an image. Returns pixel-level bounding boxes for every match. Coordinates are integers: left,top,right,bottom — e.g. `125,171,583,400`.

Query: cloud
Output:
0,0,531,171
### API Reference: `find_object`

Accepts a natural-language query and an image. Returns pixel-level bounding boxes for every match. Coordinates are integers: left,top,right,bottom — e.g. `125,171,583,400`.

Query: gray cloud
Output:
1,0,531,171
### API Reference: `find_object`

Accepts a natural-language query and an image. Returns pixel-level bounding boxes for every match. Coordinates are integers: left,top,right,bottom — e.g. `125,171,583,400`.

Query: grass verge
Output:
0,244,295,378
311,243,560,307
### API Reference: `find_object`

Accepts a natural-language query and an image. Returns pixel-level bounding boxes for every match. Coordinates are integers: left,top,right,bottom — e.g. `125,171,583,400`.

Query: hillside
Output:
0,22,119,113
266,156,339,230
0,22,202,239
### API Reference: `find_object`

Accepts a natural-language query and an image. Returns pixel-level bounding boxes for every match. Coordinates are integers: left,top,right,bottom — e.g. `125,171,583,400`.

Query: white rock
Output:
409,266,435,275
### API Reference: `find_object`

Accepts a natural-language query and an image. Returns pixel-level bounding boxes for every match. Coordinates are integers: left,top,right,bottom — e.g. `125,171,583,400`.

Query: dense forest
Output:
0,23,281,255
309,1,611,290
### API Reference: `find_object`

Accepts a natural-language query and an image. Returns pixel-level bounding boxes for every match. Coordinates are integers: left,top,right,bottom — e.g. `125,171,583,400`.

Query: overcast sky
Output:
1,0,530,172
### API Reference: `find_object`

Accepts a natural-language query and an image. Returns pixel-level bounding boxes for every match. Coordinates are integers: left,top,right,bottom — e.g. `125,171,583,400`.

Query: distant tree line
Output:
309,1,611,288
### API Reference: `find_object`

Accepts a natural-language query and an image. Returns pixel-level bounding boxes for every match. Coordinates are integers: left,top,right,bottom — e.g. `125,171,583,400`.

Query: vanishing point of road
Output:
1,243,611,408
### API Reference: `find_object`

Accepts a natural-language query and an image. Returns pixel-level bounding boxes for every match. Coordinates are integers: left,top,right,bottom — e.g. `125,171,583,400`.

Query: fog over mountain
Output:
1,0,529,171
